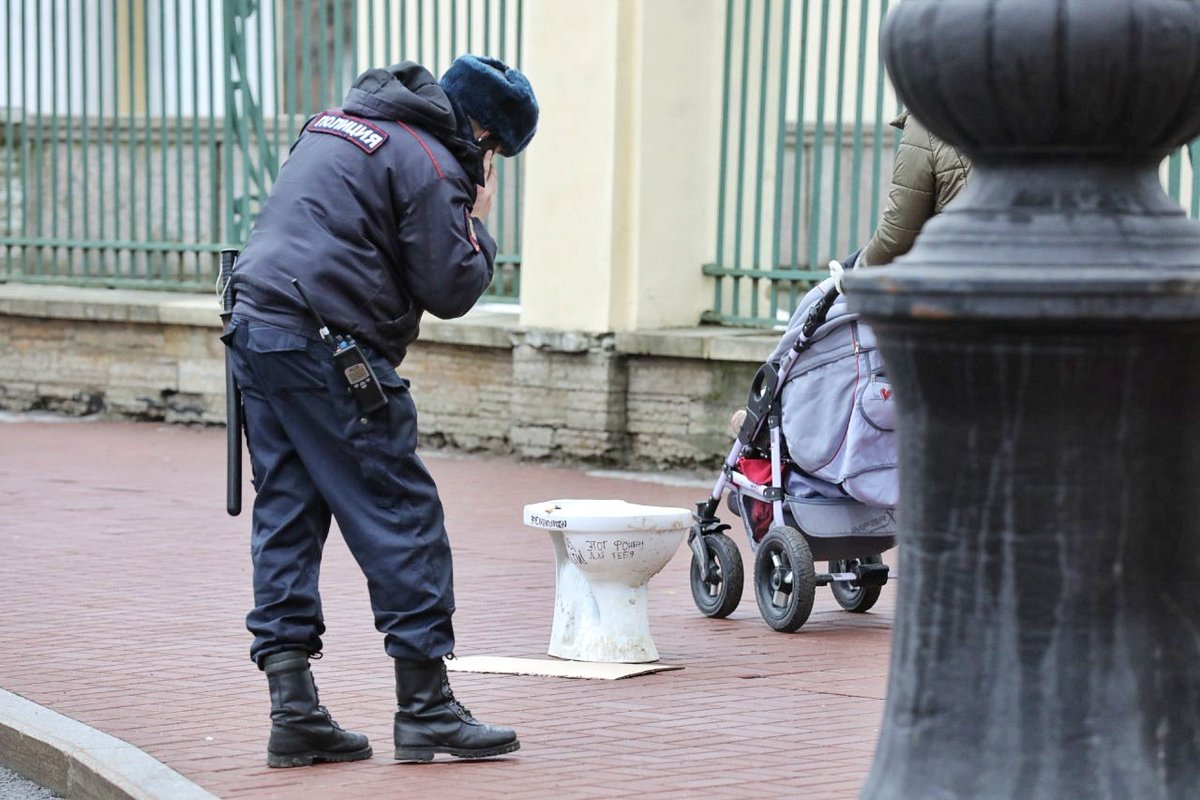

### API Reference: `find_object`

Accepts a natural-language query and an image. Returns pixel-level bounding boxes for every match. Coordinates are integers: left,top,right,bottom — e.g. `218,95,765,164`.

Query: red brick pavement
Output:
0,418,897,799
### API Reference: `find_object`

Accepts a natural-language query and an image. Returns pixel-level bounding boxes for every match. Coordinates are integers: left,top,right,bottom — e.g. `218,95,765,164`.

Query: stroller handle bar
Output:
797,284,841,344
796,249,858,344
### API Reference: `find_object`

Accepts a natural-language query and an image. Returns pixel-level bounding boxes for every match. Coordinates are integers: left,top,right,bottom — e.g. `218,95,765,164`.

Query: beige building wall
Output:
519,0,724,333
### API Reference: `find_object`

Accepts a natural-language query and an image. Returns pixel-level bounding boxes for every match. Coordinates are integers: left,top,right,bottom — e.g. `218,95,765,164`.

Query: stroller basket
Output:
731,485,896,563
783,496,896,562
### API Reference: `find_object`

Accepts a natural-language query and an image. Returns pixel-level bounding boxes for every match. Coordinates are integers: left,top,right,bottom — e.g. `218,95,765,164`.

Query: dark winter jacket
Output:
860,111,971,267
231,62,496,366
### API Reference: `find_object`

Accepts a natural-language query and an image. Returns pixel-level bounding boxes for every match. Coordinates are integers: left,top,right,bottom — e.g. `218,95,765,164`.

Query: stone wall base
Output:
0,286,778,472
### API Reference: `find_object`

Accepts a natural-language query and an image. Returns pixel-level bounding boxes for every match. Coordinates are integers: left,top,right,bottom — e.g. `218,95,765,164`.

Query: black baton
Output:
219,248,243,516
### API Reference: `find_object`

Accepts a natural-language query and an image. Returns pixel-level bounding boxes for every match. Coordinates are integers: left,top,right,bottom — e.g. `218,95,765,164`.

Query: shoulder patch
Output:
306,111,389,154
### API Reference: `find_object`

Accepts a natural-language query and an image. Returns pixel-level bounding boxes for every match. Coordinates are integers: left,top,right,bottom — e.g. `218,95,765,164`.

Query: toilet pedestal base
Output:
549,562,659,663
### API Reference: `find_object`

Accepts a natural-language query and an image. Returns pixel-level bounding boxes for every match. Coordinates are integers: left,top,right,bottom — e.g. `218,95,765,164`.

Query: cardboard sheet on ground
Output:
445,655,684,680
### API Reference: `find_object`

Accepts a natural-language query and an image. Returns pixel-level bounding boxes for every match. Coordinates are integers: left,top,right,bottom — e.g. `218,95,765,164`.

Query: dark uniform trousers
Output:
225,317,456,666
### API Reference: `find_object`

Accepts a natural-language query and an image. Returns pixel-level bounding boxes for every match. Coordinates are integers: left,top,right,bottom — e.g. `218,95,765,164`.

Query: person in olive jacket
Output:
860,110,972,267
223,55,537,769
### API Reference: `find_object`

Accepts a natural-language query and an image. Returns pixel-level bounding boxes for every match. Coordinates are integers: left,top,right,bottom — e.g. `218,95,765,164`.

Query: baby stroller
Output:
687,255,898,632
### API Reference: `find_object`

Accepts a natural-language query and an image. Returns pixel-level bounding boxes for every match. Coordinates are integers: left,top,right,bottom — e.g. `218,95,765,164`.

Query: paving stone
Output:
0,417,898,799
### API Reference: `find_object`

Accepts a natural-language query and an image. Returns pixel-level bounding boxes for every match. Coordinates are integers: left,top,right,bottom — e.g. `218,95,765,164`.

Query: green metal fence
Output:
7,2,1199,321
0,0,525,299
707,0,1200,328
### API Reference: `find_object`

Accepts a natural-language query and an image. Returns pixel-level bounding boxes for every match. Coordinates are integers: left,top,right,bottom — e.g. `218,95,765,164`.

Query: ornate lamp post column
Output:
846,2,1200,798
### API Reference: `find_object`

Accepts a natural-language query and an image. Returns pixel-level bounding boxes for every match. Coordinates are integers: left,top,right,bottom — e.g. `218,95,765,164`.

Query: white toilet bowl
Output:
523,499,692,663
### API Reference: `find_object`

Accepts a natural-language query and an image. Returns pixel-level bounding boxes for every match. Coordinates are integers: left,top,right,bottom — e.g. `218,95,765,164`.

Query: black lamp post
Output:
846,2,1200,798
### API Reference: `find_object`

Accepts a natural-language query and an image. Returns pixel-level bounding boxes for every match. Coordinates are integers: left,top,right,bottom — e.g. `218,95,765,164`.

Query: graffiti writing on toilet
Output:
564,540,587,566
565,538,646,564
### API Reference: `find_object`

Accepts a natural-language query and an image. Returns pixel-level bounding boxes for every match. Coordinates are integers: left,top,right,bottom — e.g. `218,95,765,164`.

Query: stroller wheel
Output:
828,555,884,613
753,526,816,632
689,532,744,619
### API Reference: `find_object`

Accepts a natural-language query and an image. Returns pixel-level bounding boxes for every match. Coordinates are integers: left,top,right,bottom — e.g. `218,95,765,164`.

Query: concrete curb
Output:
0,689,219,800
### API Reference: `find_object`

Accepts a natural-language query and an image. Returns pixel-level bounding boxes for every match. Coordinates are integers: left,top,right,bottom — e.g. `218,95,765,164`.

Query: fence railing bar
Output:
513,0,525,285
335,0,346,103
0,235,234,253
48,0,59,276
110,5,120,275
143,1,155,278
59,1,71,277
1185,139,1195,217
222,4,235,246
192,1,202,279
436,0,443,70
869,0,889,235
464,0,472,52
367,1,375,72
712,0,736,318
83,4,95,278
256,0,266,187
283,0,296,138
732,1,754,320
826,0,851,264
704,264,828,282
806,0,831,275
159,1,170,280
748,0,774,322
847,0,870,248
273,4,283,177
384,0,392,62
787,0,812,318
125,4,137,274
207,0,219,243
33,0,43,274
177,0,190,280
513,0,524,252
494,1,507,262
1168,151,1182,201
4,0,13,278
318,0,331,107
6,273,212,290
768,0,793,322
484,0,491,56
499,0,507,63
418,0,427,65
300,0,312,110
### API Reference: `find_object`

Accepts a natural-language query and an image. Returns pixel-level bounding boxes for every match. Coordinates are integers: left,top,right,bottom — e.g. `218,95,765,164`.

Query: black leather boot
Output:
263,651,372,768
393,658,520,762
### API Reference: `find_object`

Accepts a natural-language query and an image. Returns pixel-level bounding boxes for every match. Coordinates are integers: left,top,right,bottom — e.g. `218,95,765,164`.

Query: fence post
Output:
846,1,1200,797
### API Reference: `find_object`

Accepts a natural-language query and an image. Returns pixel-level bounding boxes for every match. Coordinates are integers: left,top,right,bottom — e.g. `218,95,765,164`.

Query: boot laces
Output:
439,654,475,718
440,678,476,720
316,705,345,730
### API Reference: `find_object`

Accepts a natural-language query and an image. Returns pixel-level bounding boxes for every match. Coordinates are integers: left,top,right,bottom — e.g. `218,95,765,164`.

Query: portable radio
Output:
291,278,388,415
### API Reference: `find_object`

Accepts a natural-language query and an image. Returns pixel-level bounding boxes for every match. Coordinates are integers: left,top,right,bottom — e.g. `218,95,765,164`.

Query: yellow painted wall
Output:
519,0,723,332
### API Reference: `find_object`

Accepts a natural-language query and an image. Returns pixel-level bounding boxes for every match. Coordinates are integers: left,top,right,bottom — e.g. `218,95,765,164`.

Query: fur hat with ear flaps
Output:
440,55,538,156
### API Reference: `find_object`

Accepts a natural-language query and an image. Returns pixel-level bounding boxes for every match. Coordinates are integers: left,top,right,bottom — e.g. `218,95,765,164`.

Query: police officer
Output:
223,55,537,767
